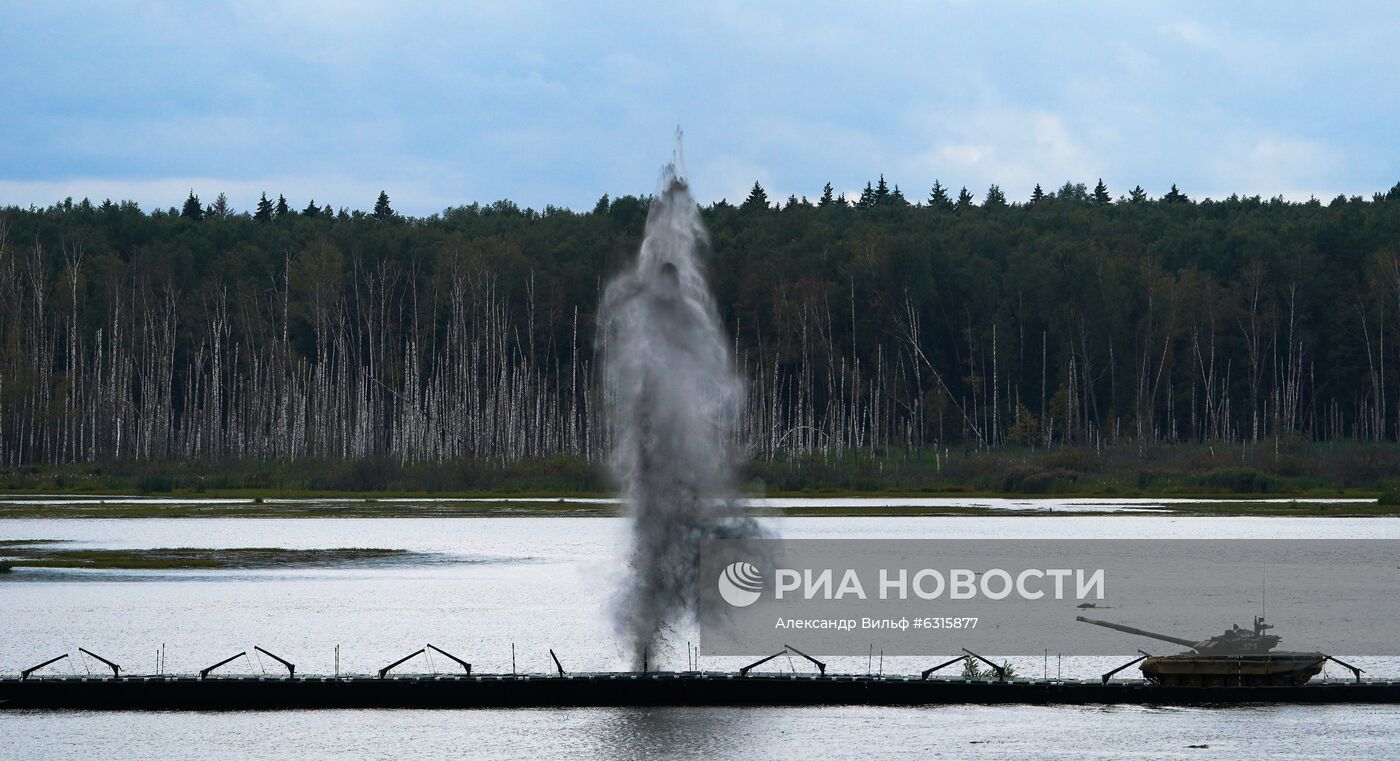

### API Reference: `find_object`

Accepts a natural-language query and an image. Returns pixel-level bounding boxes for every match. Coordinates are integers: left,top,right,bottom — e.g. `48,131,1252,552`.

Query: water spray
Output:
599,145,766,669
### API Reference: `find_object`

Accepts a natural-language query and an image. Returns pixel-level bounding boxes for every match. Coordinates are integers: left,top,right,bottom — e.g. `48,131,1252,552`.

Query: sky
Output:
2,1,1398,216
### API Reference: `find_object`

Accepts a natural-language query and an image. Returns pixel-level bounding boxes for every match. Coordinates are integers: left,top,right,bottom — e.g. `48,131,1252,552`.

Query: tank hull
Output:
1142,652,1325,686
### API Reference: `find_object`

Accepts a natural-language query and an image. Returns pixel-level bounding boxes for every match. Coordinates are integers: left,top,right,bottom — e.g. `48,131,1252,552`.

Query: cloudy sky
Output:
2,2,1397,215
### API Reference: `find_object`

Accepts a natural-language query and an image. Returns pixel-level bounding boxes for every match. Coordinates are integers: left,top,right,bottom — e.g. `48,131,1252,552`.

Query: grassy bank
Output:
0,498,1393,519
0,542,420,569
749,440,1400,498
0,498,616,519
3,441,1399,500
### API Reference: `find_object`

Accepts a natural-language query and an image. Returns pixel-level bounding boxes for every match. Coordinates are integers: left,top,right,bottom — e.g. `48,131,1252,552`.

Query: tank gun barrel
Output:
1075,616,1200,650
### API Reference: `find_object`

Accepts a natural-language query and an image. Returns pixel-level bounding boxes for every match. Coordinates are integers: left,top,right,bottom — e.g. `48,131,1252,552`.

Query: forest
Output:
3,177,1400,494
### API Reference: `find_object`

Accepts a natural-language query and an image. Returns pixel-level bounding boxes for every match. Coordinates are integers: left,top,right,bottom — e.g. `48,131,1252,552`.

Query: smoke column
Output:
599,157,764,669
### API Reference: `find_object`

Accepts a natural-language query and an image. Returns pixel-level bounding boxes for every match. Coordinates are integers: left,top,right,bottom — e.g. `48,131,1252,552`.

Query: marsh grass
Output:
4,442,1399,499
0,544,417,570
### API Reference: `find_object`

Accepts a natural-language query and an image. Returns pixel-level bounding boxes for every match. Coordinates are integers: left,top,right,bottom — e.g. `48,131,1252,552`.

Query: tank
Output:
1076,614,1326,686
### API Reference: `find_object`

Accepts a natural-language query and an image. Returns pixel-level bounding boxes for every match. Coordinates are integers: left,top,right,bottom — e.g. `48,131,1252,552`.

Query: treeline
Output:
2,177,1400,470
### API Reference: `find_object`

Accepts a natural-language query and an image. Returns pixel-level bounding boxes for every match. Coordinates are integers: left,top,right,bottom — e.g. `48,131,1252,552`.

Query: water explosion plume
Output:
599,160,764,669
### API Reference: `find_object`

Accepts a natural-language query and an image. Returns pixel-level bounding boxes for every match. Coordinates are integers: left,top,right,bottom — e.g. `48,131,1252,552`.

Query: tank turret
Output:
1076,614,1281,654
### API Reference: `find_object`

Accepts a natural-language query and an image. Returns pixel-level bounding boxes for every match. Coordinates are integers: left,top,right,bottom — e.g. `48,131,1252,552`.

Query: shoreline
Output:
0,494,1392,519
0,543,422,569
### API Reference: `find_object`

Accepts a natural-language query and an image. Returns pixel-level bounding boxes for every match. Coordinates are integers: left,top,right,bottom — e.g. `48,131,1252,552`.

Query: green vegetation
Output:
746,440,1400,497
4,180,1400,483
0,542,418,569
961,656,1017,680
0,455,605,496
0,498,613,519
2,439,1399,501
0,439,1398,517
0,498,1390,519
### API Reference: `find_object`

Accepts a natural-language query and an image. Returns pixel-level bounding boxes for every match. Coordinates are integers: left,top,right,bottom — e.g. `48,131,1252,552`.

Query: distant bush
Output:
136,474,174,493
1378,482,1400,505
1000,465,1077,493
1043,449,1099,473
1195,467,1280,494
961,656,1016,680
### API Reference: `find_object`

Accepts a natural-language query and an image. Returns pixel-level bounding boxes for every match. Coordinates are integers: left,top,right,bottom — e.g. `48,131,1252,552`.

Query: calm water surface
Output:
3,510,1398,759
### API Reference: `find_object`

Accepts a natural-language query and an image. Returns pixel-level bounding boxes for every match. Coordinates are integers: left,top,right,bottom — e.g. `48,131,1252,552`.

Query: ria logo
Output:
717,561,764,607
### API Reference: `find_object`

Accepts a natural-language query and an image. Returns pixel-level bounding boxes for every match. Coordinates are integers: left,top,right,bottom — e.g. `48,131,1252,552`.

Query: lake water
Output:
3,510,1399,759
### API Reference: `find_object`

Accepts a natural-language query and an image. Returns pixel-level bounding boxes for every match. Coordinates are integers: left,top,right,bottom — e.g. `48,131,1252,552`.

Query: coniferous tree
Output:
180,191,203,220
875,175,890,204
1029,183,1045,205
303,199,320,216
955,186,975,212
209,192,232,218
984,184,1007,208
1093,179,1111,205
275,194,290,218
818,182,835,207
890,184,908,206
373,191,395,220
254,192,274,223
929,180,953,210
857,182,876,210
1129,185,1147,203
1386,182,1400,201
741,182,769,212
592,195,610,215
1163,184,1188,204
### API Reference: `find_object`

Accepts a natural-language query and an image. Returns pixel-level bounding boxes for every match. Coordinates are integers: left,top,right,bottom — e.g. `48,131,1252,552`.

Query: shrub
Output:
1196,467,1280,494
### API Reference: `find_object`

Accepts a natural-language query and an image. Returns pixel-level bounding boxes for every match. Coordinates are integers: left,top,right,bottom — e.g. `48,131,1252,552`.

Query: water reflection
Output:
593,707,736,760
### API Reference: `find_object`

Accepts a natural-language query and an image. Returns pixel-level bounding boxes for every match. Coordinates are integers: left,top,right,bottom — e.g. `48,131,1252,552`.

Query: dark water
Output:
3,513,1399,758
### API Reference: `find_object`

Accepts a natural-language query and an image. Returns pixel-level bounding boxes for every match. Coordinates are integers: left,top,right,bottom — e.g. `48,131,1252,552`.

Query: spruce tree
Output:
875,174,890,204
303,199,320,216
254,192,274,223
1029,183,1045,205
1163,184,1188,204
984,184,1007,208
1093,179,1111,205
373,191,394,219
857,182,876,209
209,192,232,218
955,186,975,212
929,180,953,210
890,184,907,206
1129,185,1147,203
741,182,769,212
275,194,290,217
819,182,835,207
180,190,203,220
